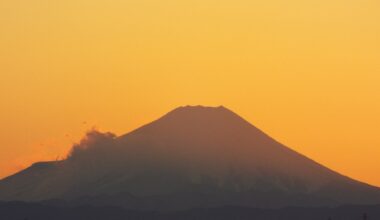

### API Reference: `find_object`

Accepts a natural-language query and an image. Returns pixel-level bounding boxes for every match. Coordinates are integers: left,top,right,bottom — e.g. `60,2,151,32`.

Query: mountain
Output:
0,105,379,210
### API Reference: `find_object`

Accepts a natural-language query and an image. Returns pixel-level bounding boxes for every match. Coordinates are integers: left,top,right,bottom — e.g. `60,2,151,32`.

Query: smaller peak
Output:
26,161,59,172
31,161,58,167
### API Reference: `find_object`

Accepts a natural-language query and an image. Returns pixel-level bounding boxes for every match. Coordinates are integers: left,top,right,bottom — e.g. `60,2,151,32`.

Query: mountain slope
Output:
0,106,379,210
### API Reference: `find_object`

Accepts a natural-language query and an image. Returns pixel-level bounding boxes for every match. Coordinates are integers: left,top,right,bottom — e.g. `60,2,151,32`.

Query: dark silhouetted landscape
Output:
1,106,379,219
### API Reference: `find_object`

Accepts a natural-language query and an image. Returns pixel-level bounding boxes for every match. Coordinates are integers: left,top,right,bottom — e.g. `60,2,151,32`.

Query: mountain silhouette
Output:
0,105,379,210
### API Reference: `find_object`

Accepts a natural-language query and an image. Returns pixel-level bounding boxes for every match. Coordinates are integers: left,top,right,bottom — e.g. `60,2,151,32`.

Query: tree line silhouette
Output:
1,201,378,220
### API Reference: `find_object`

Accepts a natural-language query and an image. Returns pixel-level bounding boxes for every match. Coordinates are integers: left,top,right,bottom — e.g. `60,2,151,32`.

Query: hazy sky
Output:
0,0,379,186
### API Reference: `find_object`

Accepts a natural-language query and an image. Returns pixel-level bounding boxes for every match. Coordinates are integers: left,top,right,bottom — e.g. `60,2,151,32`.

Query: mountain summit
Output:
0,106,379,210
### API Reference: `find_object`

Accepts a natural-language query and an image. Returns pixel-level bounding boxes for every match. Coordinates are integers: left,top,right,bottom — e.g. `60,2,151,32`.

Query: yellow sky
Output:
0,0,380,186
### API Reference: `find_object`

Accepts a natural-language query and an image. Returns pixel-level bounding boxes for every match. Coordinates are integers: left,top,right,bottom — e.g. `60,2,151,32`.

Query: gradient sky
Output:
0,0,379,186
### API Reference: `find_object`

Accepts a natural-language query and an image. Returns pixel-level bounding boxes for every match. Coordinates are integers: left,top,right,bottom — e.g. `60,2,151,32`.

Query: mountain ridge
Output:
0,105,379,210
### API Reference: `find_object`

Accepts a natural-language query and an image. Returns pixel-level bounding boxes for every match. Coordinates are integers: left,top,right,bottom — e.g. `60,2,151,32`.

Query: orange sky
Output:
0,0,380,186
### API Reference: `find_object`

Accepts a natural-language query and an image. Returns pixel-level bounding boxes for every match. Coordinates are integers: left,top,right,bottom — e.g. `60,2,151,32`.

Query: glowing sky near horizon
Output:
0,0,380,186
